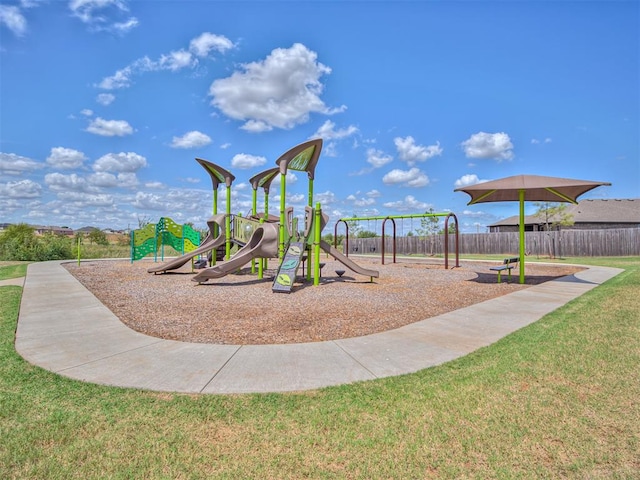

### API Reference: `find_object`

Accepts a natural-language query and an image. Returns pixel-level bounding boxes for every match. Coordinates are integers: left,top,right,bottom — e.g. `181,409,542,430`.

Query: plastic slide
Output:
148,214,227,274
191,223,279,283
147,232,225,273
319,240,380,279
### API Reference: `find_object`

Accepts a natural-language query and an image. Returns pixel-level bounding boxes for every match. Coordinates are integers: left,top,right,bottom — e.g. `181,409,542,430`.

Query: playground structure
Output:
335,212,460,269
130,217,201,263
145,139,379,292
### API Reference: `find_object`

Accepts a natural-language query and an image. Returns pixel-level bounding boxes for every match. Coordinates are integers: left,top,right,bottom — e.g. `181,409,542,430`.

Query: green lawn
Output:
1,258,638,478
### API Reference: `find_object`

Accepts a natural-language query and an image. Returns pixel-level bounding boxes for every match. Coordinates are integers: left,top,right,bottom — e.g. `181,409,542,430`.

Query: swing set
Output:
334,212,460,268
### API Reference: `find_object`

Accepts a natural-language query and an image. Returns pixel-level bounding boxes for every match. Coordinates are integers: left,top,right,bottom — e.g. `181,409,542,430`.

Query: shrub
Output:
0,224,73,261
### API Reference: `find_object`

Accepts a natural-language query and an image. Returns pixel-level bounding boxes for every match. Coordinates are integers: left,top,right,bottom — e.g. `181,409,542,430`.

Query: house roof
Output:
489,198,640,227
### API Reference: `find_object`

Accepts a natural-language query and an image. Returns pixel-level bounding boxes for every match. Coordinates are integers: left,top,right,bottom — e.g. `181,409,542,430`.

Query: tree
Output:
533,202,574,258
415,208,440,255
87,228,109,246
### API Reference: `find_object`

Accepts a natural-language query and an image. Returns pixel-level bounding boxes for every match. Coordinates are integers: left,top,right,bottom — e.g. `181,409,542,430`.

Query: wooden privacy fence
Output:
345,228,640,258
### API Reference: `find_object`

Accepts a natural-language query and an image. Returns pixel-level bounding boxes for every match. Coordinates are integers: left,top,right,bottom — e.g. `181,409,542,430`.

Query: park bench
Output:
490,257,519,283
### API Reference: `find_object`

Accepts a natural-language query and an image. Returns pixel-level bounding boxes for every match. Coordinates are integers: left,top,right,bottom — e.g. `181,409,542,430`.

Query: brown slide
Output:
319,240,379,278
147,215,226,274
191,223,279,283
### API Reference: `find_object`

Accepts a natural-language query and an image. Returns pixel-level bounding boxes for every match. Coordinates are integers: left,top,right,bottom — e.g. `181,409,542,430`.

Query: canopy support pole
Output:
519,189,525,284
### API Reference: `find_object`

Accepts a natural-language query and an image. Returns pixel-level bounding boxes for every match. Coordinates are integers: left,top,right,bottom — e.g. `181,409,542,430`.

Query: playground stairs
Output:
272,238,308,293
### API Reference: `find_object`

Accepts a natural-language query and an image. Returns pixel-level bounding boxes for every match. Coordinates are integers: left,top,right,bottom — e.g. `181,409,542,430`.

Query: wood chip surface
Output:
64,257,582,345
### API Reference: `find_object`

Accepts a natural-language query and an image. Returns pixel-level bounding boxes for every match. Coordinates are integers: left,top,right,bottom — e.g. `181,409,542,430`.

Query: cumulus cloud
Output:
462,132,514,161
97,31,235,90
93,152,147,172
96,93,115,105
133,191,167,211
382,167,430,187
69,0,138,34
45,172,90,192
0,152,43,175
209,43,344,132
366,148,393,168
189,32,235,57
86,117,134,136
394,136,442,166
0,179,42,198
271,171,298,186
0,5,27,37
46,147,87,169
231,153,267,169
170,130,212,149
382,195,430,212
454,174,489,188
312,120,358,140
57,191,114,206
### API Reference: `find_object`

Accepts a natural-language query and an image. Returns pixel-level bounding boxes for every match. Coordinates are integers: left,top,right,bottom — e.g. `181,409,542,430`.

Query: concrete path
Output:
13,261,622,394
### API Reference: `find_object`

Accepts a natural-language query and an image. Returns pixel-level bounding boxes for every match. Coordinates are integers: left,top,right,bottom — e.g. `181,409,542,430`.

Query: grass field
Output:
1,257,638,478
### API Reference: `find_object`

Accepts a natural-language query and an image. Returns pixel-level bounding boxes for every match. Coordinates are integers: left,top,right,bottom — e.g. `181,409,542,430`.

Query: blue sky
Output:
1,0,638,234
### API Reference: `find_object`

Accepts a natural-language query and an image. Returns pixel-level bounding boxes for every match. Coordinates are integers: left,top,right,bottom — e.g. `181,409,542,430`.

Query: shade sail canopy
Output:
455,174,611,205
454,174,611,284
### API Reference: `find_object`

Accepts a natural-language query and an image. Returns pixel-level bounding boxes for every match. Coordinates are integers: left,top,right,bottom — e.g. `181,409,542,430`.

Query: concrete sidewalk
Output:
14,261,622,394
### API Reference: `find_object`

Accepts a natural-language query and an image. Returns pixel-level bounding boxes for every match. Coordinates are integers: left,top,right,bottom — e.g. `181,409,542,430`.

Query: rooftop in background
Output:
489,199,640,232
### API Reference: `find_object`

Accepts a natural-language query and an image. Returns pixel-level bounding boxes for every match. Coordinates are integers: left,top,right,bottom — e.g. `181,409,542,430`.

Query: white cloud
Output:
86,117,133,136
46,147,87,169
231,153,267,169
454,174,488,188
112,16,138,34
394,136,442,166
133,191,167,211
209,43,344,131
80,109,93,116
93,152,147,172
0,179,42,198
88,171,118,188
462,132,514,161
159,49,194,71
382,195,430,212
45,172,90,192
312,120,358,140
0,152,43,175
0,5,27,37
366,148,393,168
382,167,430,187
57,191,114,207
189,32,234,57
96,93,115,105
271,171,297,186
367,189,381,198
315,190,336,205
97,32,235,90
69,0,138,34
170,131,212,149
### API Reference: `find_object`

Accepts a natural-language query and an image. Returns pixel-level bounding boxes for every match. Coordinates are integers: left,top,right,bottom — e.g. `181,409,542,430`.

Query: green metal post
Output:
251,189,257,273
225,186,231,260
314,203,321,286
519,189,525,284
213,189,218,216
263,192,269,273
279,173,286,259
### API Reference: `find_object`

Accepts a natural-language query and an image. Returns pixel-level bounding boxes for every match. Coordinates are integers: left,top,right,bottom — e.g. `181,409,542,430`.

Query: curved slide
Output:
192,223,279,283
148,214,227,274
147,232,225,273
320,240,379,278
